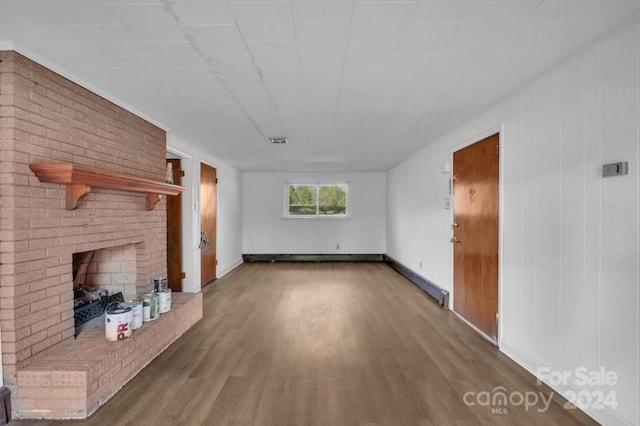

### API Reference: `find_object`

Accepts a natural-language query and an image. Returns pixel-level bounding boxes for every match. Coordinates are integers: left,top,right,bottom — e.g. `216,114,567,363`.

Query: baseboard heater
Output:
243,254,384,262
383,255,449,308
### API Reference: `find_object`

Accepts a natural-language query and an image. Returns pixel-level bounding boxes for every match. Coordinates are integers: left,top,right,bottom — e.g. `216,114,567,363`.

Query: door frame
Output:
166,145,201,293
449,124,505,347
165,157,184,292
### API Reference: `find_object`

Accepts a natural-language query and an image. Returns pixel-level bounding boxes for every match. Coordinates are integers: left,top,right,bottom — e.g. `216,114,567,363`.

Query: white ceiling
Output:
1,0,640,171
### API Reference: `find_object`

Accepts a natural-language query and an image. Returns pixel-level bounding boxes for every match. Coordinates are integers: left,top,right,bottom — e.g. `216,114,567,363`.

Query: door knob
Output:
450,237,459,243
451,223,459,229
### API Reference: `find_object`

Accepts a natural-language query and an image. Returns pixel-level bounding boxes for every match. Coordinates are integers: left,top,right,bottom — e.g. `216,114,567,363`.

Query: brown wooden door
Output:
452,133,499,342
200,163,217,287
166,159,183,292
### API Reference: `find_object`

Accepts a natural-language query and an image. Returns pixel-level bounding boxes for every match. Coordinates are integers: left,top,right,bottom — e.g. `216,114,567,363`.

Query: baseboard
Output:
242,254,384,262
383,255,449,307
218,259,244,278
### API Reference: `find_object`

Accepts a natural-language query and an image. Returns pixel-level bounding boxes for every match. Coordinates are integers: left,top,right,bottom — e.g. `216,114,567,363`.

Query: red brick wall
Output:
0,51,167,390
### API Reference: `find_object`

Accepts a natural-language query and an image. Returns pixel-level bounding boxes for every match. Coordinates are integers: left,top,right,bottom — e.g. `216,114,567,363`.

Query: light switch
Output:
603,162,629,177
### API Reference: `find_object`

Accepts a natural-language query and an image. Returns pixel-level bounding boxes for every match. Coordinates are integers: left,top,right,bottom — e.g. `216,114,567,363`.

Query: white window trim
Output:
283,182,351,219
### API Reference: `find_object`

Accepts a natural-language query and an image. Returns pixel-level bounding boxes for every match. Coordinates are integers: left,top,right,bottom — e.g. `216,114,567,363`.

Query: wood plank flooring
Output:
12,262,597,425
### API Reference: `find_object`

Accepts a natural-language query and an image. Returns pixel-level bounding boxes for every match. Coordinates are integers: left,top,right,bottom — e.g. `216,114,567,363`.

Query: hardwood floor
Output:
12,262,596,425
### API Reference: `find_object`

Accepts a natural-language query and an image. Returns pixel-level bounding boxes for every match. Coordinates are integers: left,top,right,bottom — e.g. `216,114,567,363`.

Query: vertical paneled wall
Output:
386,21,639,425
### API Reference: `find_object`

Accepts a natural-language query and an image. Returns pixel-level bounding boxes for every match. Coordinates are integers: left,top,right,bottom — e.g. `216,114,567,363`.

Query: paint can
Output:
105,305,132,341
158,289,171,314
153,277,168,293
143,293,159,322
127,298,143,330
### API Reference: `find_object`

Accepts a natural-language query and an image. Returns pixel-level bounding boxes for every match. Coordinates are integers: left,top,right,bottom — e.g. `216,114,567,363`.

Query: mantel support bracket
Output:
145,193,162,211
66,184,91,210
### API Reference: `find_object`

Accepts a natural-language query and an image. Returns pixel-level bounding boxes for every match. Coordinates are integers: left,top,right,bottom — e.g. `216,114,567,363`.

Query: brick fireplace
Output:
0,51,202,418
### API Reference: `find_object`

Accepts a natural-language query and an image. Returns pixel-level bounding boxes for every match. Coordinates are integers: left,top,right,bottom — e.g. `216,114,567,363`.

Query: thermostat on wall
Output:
602,162,629,177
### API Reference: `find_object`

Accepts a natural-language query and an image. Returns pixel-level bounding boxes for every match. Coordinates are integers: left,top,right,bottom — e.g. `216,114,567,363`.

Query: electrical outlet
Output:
444,198,451,209
419,261,422,270
336,243,340,250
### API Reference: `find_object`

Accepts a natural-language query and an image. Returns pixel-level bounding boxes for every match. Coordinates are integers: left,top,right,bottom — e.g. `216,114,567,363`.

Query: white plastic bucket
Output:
105,306,132,341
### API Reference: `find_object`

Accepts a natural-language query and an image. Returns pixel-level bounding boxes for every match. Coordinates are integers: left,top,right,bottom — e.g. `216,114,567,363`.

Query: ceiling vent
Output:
269,137,288,144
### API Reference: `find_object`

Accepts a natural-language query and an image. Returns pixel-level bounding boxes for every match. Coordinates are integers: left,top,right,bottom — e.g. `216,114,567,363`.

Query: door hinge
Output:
180,272,186,279
180,170,185,177
496,312,499,323
497,144,500,156
216,259,218,266
215,178,218,184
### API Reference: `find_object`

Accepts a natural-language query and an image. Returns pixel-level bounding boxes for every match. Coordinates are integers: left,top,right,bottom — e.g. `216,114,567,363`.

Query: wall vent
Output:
269,137,288,144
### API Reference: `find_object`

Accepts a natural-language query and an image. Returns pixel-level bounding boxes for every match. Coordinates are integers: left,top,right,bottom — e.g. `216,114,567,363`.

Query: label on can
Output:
143,299,151,322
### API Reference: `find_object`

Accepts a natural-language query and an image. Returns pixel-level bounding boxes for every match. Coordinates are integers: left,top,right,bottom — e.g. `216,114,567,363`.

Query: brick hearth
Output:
17,293,202,419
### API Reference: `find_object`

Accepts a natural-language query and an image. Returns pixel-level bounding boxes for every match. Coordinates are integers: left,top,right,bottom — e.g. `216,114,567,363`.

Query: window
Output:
287,184,348,217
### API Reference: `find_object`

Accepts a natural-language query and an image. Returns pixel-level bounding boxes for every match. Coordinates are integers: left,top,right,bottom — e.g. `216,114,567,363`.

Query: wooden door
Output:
452,133,499,342
200,163,217,287
166,159,183,292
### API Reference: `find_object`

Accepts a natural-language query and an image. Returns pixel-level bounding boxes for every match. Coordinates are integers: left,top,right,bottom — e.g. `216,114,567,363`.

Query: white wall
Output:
243,172,386,254
387,20,639,426
167,135,244,291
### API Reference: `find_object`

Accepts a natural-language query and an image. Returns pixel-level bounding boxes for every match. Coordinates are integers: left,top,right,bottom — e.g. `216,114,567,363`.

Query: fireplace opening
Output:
72,245,138,333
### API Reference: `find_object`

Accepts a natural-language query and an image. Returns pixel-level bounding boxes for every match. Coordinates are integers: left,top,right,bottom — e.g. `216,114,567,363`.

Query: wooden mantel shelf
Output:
29,163,185,210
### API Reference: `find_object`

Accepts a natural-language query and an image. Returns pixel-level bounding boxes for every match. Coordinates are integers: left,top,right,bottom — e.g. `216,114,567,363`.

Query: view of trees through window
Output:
288,184,347,216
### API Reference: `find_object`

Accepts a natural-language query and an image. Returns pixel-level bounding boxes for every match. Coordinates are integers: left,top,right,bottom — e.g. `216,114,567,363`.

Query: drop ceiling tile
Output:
102,0,162,4
104,3,174,27
230,3,295,40
166,66,213,82
144,41,205,67
105,52,160,68
350,2,416,40
267,84,304,99
368,93,406,111
397,22,460,53
341,66,385,86
339,86,377,100
179,84,235,101
304,79,342,94
70,25,146,56
292,0,354,24
225,78,268,95
306,92,340,109
345,40,396,66
130,22,187,42
247,40,299,67
259,67,302,85
210,55,261,79
171,0,236,25
272,97,306,113
300,55,344,79
297,23,350,55
385,53,436,76
188,24,249,56
413,0,483,22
